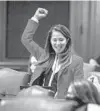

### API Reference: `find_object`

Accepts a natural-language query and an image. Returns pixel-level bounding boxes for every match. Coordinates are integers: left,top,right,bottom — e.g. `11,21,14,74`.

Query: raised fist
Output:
34,8,48,21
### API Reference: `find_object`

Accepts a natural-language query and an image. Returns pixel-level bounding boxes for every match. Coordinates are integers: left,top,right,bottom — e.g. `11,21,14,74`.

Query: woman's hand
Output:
33,8,48,21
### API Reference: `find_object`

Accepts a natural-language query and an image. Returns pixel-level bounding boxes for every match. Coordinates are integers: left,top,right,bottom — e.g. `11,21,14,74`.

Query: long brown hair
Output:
37,24,72,73
66,80,100,105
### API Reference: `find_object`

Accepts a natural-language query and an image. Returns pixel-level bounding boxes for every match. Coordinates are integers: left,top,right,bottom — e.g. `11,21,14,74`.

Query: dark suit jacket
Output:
21,19,84,99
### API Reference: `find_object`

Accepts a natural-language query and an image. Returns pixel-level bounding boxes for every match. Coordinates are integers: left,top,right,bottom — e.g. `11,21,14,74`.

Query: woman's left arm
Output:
74,57,84,80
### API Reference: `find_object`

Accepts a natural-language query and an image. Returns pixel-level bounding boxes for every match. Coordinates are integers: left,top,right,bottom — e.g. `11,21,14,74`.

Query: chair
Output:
83,63,95,79
0,68,29,99
17,85,55,98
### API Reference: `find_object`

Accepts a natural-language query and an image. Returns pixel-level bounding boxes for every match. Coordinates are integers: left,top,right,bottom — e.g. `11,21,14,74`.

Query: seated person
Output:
65,80,100,111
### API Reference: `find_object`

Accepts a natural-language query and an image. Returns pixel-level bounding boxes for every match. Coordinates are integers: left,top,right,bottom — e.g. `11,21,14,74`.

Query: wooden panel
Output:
70,1,97,62
6,1,70,59
0,1,70,71
94,1,100,58
0,1,6,61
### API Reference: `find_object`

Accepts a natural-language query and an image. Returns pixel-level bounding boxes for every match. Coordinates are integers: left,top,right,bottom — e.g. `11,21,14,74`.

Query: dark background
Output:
6,1,70,59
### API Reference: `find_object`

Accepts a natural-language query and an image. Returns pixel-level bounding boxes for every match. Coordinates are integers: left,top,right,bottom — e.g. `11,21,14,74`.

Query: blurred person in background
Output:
89,56,100,72
65,80,100,111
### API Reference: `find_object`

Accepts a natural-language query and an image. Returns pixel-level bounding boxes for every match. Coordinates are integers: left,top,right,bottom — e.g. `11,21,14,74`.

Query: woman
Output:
21,8,84,99
66,80,100,111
